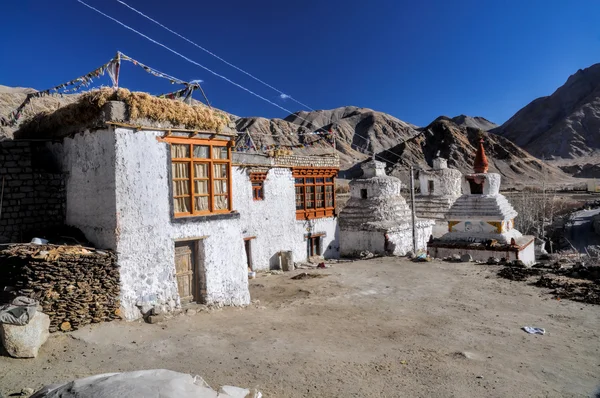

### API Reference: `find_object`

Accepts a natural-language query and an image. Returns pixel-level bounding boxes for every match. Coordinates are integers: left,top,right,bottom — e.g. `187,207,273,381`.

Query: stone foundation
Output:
428,236,536,266
341,220,433,257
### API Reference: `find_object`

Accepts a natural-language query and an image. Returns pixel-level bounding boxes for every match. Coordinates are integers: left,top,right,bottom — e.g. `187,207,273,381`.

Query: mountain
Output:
450,115,498,130
493,63,600,162
236,107,570,187
0,86,574,186
0,85,80,139
235,106,420,168
370,118,571,188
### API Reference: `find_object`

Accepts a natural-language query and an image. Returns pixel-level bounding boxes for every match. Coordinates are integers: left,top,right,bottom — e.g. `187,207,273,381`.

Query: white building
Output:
38,101,339,320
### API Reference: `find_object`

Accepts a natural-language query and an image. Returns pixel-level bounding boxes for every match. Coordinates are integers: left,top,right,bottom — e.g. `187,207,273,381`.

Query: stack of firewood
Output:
0,244,120,333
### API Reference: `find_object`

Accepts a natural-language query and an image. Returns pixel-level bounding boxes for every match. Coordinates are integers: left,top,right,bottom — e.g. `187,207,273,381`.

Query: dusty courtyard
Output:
1,258,599,397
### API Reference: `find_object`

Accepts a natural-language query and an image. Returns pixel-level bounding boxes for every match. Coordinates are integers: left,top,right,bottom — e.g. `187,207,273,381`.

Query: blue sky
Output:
1,0,599,126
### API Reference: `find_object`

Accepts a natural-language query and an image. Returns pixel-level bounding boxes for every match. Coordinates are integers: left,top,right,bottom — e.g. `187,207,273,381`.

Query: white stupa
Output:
428,138,535,265
339,160,434,256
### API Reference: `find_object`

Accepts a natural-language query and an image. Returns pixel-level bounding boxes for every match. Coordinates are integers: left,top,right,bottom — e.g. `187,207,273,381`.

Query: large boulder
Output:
0,311,50,358
31,369,262,398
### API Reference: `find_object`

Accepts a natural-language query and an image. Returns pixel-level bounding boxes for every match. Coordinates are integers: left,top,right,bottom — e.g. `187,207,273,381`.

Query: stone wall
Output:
0,244,120,333
233,152,339,169
0,141,66,243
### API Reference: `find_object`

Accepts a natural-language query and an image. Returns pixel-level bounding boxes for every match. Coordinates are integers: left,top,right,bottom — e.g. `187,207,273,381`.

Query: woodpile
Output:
0,244,120,333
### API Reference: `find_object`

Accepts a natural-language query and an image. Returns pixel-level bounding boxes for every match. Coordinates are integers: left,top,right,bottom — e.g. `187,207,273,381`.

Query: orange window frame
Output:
250,172,267,201
167,137,233,217
293,168,337,220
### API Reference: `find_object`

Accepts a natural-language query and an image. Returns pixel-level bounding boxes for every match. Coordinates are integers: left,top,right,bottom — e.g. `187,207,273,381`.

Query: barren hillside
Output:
451,114,498,130
235,106,420,168
493,63,600,165
374,118,572,188
0,86,576,187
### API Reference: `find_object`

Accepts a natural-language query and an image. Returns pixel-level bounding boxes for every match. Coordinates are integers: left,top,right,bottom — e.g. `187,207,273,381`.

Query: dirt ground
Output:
1,258,599,397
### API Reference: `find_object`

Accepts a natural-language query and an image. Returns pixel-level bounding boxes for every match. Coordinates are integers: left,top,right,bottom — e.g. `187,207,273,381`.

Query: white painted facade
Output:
55,127,340,320
232,166,339,271
415,157,462,221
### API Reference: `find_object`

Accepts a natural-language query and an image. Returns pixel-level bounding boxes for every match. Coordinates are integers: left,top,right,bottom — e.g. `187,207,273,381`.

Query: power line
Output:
114,0,315,112
75,0,406,168
76,0,300,117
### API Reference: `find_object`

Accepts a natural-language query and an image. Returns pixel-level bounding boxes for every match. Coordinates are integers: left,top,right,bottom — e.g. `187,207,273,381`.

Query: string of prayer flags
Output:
119,52,187,86
1,56,118,126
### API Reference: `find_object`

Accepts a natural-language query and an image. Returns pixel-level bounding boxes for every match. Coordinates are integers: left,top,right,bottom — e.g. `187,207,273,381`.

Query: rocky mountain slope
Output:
235,106,419,168
451,115,498,130
0,86,575,187
0,85,81,139
372,118,571,188
493,63,600,162
236,108,570,187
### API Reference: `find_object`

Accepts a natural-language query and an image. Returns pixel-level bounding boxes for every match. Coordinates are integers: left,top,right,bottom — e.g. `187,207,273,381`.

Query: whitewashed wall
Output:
62,130,117,249
111,128,250,320
61,127,341,320
418,168,462,197
233,166,339,271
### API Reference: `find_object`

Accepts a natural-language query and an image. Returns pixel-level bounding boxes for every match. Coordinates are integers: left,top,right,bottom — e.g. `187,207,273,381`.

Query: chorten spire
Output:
474,137,489,173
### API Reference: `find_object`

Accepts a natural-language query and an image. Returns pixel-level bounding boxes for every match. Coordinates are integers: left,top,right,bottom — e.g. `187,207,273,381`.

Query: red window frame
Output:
293,168,337,220
250,172,267,201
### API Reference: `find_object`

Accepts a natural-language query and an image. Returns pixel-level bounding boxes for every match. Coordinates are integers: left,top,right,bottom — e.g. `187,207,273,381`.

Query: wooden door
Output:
175,242,195,304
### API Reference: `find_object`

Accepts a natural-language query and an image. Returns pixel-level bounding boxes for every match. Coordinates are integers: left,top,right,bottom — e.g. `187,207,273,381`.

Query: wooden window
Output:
250,172,267,201
167,137,233,217
293,168,337,220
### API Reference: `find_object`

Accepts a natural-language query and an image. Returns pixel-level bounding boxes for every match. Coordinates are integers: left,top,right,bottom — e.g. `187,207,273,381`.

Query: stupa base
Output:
428,235,535,266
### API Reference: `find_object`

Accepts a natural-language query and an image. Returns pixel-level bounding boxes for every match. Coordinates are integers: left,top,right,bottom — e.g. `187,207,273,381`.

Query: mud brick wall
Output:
0,141,66,243
0,244,120,333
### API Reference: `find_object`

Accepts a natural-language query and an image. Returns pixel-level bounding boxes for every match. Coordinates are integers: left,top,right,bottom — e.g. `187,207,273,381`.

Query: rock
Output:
487,257,500,265
460,254,473,262
185,309,197,316
218,385,255,398
0,312,50,358
21,388,35,396
451,254,461,262
59,321,71,332
359,250,374,259
512,260,526,268
140,303,154,316
406,251,415,259
29,369,263,398
146,314,166,324
151,306,163,316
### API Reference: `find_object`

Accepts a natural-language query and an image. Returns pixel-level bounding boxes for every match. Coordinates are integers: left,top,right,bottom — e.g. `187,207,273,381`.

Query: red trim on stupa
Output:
474,137,489,173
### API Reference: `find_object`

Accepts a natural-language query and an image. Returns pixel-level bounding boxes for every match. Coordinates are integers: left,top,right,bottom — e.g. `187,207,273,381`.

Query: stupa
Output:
414,155,462,221
339,160,434,256
427,138,535,265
